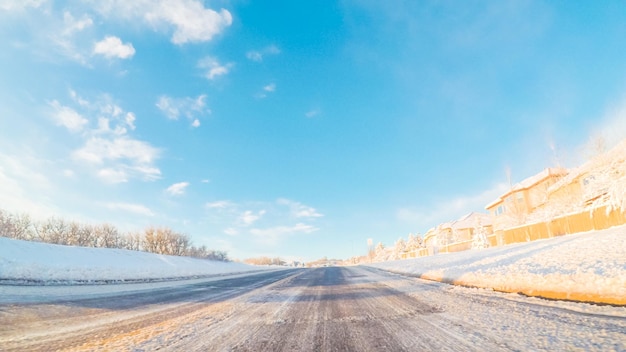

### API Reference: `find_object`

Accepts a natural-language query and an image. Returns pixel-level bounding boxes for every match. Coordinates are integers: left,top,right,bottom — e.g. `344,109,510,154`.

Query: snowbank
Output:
366,225,626,305
0,238,268,284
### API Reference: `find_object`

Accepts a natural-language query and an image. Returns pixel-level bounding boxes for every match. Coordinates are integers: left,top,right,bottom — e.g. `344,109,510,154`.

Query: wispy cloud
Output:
165,181,189,196
73,136,161,182
202,198,322,246
156,94,209,127
49,11,94,65
205,200,233,209
277,198,323,218
198,56,233,80
305,108,321,118
102,202,155,217
246,44,280,62
0,0,47,11
396,183,508,230
239,209,266,226
49,100,88,132
49,90,162,183
250,223,318,244
255,83,276,99
93,36,135,59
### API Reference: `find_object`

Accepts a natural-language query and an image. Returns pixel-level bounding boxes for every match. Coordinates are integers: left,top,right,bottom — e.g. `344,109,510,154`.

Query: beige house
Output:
538,138,626,217
451,212,493,241
486,167,569,231
423,212,493,254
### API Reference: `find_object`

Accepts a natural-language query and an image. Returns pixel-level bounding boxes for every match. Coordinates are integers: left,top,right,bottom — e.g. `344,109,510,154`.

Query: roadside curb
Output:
376,268,626,307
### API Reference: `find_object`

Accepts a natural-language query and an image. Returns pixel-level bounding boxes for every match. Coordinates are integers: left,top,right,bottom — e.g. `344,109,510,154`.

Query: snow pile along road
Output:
367,225,626,305
0,237,266,284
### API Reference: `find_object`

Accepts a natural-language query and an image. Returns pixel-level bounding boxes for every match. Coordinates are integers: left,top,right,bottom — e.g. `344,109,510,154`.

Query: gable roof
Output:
548,138,626,195
452,212,492,229
485,167,569,209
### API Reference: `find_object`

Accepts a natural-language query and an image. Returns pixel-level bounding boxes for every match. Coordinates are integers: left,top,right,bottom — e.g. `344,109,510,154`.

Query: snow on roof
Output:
452,212,492,229
485,167,569,209
548,138,626,194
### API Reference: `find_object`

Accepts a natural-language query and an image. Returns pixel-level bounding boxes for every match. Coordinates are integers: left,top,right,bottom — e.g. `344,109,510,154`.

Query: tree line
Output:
0,209,228,261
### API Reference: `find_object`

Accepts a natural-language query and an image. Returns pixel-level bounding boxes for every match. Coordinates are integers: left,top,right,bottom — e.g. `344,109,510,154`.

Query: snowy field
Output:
0,237,271,285
366,225,626,305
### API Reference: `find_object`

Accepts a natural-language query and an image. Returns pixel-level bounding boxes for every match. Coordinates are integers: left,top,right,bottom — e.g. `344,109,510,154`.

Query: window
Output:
583,175,595,186
495,205,505,216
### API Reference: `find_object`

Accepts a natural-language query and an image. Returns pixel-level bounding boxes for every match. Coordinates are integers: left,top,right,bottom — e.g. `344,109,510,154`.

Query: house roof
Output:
429,212,493,238
548,138,626,195
452,212,493,229
485,167,569,210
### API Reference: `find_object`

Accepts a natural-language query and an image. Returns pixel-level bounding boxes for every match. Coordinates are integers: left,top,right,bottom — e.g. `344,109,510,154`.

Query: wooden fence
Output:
401,205,625,260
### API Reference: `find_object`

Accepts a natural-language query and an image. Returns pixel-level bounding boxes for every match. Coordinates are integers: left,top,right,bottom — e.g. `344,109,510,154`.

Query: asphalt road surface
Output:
1,266,625,351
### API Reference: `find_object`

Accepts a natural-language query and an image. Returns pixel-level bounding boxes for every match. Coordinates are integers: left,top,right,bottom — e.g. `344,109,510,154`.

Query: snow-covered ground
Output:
0,237,270,284
366,225,626,305
1,225,625,306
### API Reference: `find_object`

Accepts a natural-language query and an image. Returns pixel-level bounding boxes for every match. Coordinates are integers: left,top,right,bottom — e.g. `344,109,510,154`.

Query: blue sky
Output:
2,0,626,261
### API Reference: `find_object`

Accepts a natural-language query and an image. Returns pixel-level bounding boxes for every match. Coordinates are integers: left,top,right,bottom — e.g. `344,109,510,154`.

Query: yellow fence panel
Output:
397,206,625,261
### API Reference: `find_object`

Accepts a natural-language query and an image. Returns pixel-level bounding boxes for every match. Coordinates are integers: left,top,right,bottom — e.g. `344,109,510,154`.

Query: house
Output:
422,212,493,254
450,212,493,241
486,167,569,231
422,227,438,253
540,139,626,215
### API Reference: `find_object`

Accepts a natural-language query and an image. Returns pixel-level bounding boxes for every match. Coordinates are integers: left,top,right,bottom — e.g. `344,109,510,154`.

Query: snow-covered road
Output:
2,266,625,351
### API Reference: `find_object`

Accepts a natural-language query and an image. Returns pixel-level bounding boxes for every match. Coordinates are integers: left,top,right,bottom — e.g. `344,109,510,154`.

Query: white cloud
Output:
0,0,47,11
255,83,277,99
250,223,318,244
125,112,136,130
246,45,280,62
205,200,233,209
198,56,232,80
165,181,189,196
62,11,93,36
97,168,128,183
49,100,88,132
224,227,238,236
146,1,232,44
93,36,135,59
277,198,323,218
396,183,508,230
69,89,89,107
245,51,262,62
157,94,206,117
73,136,159,165
239,210,266,226
102,202,155,216
91,0,232,44
73,136,161,182
48,11,94,64
305,108,321,118
156,94,209,127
